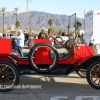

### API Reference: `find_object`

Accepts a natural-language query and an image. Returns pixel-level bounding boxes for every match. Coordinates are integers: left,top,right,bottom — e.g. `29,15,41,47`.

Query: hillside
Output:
0,11,84,31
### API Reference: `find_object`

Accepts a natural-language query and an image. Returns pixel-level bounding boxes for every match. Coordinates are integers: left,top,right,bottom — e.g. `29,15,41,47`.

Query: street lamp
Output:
30,10,32,34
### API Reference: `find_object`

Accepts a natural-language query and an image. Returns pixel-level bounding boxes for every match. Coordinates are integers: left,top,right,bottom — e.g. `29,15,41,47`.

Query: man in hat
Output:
38,27,48,39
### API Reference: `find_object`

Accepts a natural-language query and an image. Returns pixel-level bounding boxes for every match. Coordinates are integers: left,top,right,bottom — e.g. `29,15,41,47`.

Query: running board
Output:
19,65,73,75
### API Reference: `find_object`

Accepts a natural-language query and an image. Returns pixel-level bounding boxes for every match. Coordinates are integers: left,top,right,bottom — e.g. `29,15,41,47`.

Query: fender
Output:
76,55,100,69
0,54,18,66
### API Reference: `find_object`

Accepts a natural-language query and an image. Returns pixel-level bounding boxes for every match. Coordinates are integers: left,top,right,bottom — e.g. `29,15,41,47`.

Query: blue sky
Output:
0,0,100,18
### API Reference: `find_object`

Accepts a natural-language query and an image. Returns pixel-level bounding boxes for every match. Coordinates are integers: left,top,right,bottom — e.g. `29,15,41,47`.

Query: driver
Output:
38,27,48,39
11,30,25,57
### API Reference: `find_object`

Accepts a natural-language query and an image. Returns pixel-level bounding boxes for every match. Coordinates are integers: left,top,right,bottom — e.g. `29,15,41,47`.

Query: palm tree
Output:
48,18,54,35
15,21,21,28
74,21,82,48
15,21,21,34
75,21,82,30
48,18,54,27
1,7,7,34
74,21,82,35
14,7,19,22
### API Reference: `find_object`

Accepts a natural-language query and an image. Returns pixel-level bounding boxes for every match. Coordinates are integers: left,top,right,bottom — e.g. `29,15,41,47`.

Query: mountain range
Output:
0,11,84,31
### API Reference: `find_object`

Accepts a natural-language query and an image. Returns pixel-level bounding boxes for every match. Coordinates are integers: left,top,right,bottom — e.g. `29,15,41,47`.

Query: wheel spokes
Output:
6,75,14,78
6,71,13,76
2,80,5,88
0,64,15,90
98,78,100,85
5,67,10,74
91,65,100,86
5,79,8,85
6,78,13,83
94,77,99,82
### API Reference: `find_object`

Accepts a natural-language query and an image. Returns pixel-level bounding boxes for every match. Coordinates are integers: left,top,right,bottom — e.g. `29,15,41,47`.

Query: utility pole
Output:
3,13,4,34
84,9,85,30
30,10,32,34
26,0,31,32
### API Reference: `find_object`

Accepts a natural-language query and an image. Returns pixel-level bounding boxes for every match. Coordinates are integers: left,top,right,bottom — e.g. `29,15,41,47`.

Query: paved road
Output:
0,72,100,100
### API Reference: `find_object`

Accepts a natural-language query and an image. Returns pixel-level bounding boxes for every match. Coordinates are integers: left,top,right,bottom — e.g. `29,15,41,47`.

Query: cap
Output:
42,27,45,30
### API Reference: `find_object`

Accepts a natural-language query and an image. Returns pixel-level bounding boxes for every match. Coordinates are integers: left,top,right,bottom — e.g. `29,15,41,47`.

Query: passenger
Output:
38,27,48,39
11,30,25,57
62,30,66,36
24,31,29,44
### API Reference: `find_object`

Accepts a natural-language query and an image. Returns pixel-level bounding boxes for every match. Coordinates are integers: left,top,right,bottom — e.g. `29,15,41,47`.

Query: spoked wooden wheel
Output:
86,61,100,89
28,43,59,73
76,69,86,78
0,62,19,92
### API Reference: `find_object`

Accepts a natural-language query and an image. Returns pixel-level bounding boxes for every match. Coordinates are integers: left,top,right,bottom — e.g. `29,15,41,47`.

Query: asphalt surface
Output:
0,73,100,100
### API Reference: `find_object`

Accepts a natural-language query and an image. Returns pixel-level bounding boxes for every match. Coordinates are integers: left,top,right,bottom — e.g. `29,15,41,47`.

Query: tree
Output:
74,21,82,36
15,21,21,33
48,27,54,35
48,18,54,35
15,21,21,28
14,7,19,22
74,21,82,30
48,18,54,27
74,21,82,48
1,7,7,34
58,29,63,36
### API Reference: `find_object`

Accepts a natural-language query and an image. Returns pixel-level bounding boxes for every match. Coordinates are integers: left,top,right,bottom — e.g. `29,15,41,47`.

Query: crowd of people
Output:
0,28,85,57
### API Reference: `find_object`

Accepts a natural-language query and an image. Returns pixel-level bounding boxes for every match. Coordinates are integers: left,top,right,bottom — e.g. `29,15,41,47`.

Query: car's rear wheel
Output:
28,43,59,73
0,61,19,92
86,61,100,89
76,69,86,78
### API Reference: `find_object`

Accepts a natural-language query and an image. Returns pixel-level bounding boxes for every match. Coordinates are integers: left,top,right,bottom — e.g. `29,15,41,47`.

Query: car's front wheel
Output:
86,61,100,89
0,61,19,92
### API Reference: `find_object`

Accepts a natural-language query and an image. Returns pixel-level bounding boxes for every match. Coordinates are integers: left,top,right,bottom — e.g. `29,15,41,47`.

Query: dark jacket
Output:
38,32,48,39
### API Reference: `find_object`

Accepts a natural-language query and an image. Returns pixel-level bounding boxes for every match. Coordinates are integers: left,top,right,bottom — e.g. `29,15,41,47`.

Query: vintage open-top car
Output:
0,37,100,92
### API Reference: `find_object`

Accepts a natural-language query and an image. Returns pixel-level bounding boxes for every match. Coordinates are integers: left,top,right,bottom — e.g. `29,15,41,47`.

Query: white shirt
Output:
16,33,25,47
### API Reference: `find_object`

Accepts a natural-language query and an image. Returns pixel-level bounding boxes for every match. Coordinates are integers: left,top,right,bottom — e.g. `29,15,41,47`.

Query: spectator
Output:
10,33,13,38
3,33,7,38
11,30,25,57
62,30,66,36
24,31,29,44
0,33,3,38
7,33,11,38
81,33,84,41
38,27,48,39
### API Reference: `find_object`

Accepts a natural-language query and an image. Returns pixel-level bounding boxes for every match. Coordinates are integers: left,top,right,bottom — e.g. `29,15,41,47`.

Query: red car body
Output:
0,38,100,91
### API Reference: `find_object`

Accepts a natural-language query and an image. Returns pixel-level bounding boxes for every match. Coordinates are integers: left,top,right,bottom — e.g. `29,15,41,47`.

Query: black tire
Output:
86,61,100,89
0,61,19,92
28,43,59,73
54,36,63,45
76,69,86,78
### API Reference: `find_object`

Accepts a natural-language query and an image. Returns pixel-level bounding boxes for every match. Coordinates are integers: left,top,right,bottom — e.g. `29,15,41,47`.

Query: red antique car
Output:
0,38,100,92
